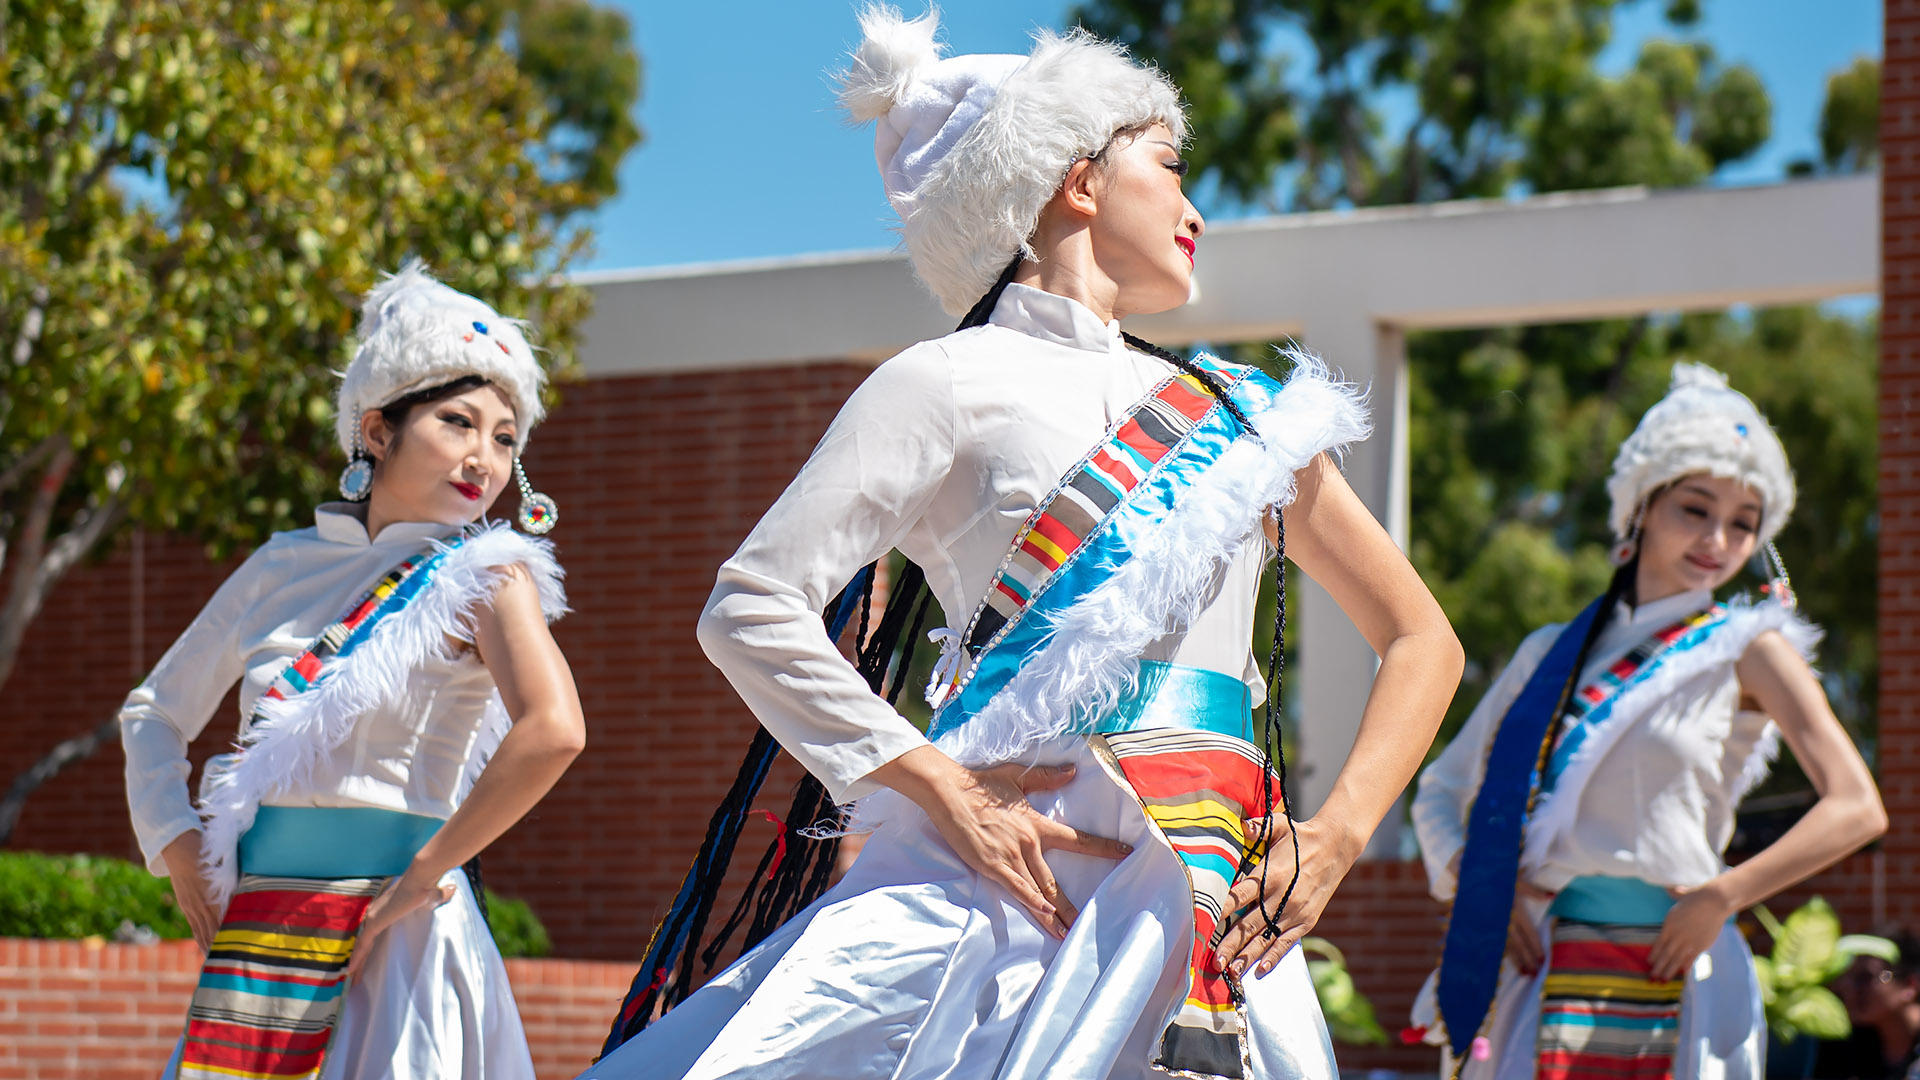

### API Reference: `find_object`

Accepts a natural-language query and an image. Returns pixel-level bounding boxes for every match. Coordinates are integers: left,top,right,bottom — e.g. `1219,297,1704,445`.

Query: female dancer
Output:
120,264,583,1080
1411,363,1887,1080
588,9,1461,1080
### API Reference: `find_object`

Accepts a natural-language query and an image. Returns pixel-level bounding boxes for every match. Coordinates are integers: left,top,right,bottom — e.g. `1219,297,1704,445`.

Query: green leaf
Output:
1773,897,1842,987
1836,934,1902,966
1776,986,1851,1041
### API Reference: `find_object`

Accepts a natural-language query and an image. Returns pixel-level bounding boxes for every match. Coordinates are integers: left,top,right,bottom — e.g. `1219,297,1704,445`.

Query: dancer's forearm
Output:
1315,624,1465,859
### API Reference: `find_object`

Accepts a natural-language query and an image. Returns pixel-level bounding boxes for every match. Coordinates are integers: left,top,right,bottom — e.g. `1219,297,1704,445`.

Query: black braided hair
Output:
1110,295,1303,946
1529,554,1638,792
462,856,490,927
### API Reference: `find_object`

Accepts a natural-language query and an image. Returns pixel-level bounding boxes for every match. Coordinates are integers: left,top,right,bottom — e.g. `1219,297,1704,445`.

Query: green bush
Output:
484,889,552,959
1302,937,1388,1046
0,851,555,961
0,851,190,940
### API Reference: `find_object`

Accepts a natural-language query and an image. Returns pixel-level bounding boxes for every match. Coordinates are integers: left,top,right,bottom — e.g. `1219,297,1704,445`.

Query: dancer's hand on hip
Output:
160,831,223,952
347,866,458,978
872,747,1133,939
1505,882,1556,975
1649,883,1732,982
1214,815,1351,980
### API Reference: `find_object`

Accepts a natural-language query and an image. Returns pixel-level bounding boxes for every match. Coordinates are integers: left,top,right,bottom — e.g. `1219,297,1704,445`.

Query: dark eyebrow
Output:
1678,481,1761,514
1149,140,1180,152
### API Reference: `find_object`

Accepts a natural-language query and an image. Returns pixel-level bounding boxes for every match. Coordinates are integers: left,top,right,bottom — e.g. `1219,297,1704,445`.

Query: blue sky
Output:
580,0,1881,273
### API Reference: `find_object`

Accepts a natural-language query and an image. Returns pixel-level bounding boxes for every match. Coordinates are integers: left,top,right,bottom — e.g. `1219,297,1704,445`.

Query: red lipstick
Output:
1175,236,1195,265
452,481,483,501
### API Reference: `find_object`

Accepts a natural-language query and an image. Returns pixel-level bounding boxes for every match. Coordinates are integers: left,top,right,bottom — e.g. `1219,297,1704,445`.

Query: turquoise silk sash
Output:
927,356,1272,742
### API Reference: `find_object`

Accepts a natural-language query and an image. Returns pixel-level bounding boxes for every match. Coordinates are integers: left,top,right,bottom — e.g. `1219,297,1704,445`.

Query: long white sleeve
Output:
119,550,266,875
697,342,958,803
1410,624,1559,901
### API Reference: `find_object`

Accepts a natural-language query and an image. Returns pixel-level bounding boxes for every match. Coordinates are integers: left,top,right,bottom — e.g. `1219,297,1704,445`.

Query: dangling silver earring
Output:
1761,539,1795,610
513,457,557,535
338,428,374,502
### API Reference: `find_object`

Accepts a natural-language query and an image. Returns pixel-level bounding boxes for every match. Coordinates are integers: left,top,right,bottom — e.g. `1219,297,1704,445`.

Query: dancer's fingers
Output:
1248,923,1305,978
982,855,1057,932
1505,910,1542,974
1022,844,1074,935
1011,762,1080,794
1035,818,1133,860
1218,909,1304,977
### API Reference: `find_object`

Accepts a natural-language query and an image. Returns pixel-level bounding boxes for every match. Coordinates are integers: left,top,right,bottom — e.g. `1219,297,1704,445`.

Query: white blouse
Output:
697,284,1269,804
120,507,504,876
1412,587,1776,898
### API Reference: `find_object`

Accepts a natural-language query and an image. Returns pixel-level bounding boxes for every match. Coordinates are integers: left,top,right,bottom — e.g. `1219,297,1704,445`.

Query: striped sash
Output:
927,355,1254,719
246,553,436,729
175,546,447,1080
1543,607,1724,791
1536,922,1683,1080
177,877,385,1080
1102,728,1275,1080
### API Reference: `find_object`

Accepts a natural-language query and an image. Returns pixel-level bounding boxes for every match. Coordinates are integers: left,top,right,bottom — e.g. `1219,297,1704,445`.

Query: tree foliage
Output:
1073,0,1768,210
1069,0,1879,763
0,0,640,838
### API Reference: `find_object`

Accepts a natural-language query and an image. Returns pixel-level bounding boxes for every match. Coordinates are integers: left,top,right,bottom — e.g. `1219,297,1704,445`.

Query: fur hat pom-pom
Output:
358,257,436,338
1669,361,1730,390
840,5,943,122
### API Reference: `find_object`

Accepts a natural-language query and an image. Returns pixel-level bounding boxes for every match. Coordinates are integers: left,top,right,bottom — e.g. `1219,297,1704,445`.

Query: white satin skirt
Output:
1418,910,1765,1080
162,868,534,1080
580,739,1338,1080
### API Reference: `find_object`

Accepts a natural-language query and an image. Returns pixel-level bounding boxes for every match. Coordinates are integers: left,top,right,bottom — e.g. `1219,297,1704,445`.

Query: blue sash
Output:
1434,599,1729,1058
1434,598,1602,1061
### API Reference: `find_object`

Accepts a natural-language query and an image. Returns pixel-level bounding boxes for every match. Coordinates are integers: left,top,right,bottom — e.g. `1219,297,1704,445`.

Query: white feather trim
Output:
197,523,567,903
930,352,1367,769
1520,598,1819,872
839,5,943,122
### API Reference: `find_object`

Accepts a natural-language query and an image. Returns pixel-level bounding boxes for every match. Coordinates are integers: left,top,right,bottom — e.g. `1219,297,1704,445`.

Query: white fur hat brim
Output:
840,7,1187,316
1607,362,1795,546
334,260,547,456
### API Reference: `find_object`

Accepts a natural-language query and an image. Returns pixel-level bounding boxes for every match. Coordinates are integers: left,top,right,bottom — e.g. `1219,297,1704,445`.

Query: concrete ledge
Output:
573,175,1877,376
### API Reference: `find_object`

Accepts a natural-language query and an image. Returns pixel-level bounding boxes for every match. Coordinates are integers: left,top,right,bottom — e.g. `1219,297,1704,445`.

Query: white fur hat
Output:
839,6,1186,316
334,261,546,456
1607,362,1795,546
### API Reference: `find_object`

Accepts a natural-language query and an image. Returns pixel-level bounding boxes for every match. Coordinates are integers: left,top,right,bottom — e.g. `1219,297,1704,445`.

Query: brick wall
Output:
2,41,1910,1061
0,938,628,1080
1882,0,1920,933
0,363,867,964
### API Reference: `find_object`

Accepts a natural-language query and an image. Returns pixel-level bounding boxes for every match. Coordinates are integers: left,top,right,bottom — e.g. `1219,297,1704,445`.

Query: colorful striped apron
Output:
1536,878,1685,1080
1088,660,1270,1079
173,544,458,1080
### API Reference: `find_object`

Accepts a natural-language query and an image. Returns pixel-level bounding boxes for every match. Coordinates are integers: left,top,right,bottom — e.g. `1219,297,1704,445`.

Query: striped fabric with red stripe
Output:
1568,611,1715,714
177,875,386,1080
957,358,1250,660
1535,922,1682,1080
1104,728,1278,1079
247,557,422,719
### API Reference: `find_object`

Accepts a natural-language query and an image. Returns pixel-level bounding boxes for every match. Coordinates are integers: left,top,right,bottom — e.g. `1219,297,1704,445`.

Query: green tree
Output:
0,0,641,842
1069,0,1878,764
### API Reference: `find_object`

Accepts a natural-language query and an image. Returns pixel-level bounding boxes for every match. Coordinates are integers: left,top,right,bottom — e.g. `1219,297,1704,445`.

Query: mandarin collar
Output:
1592,586,1714,660
313,502,464,548
987,282,1125,354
